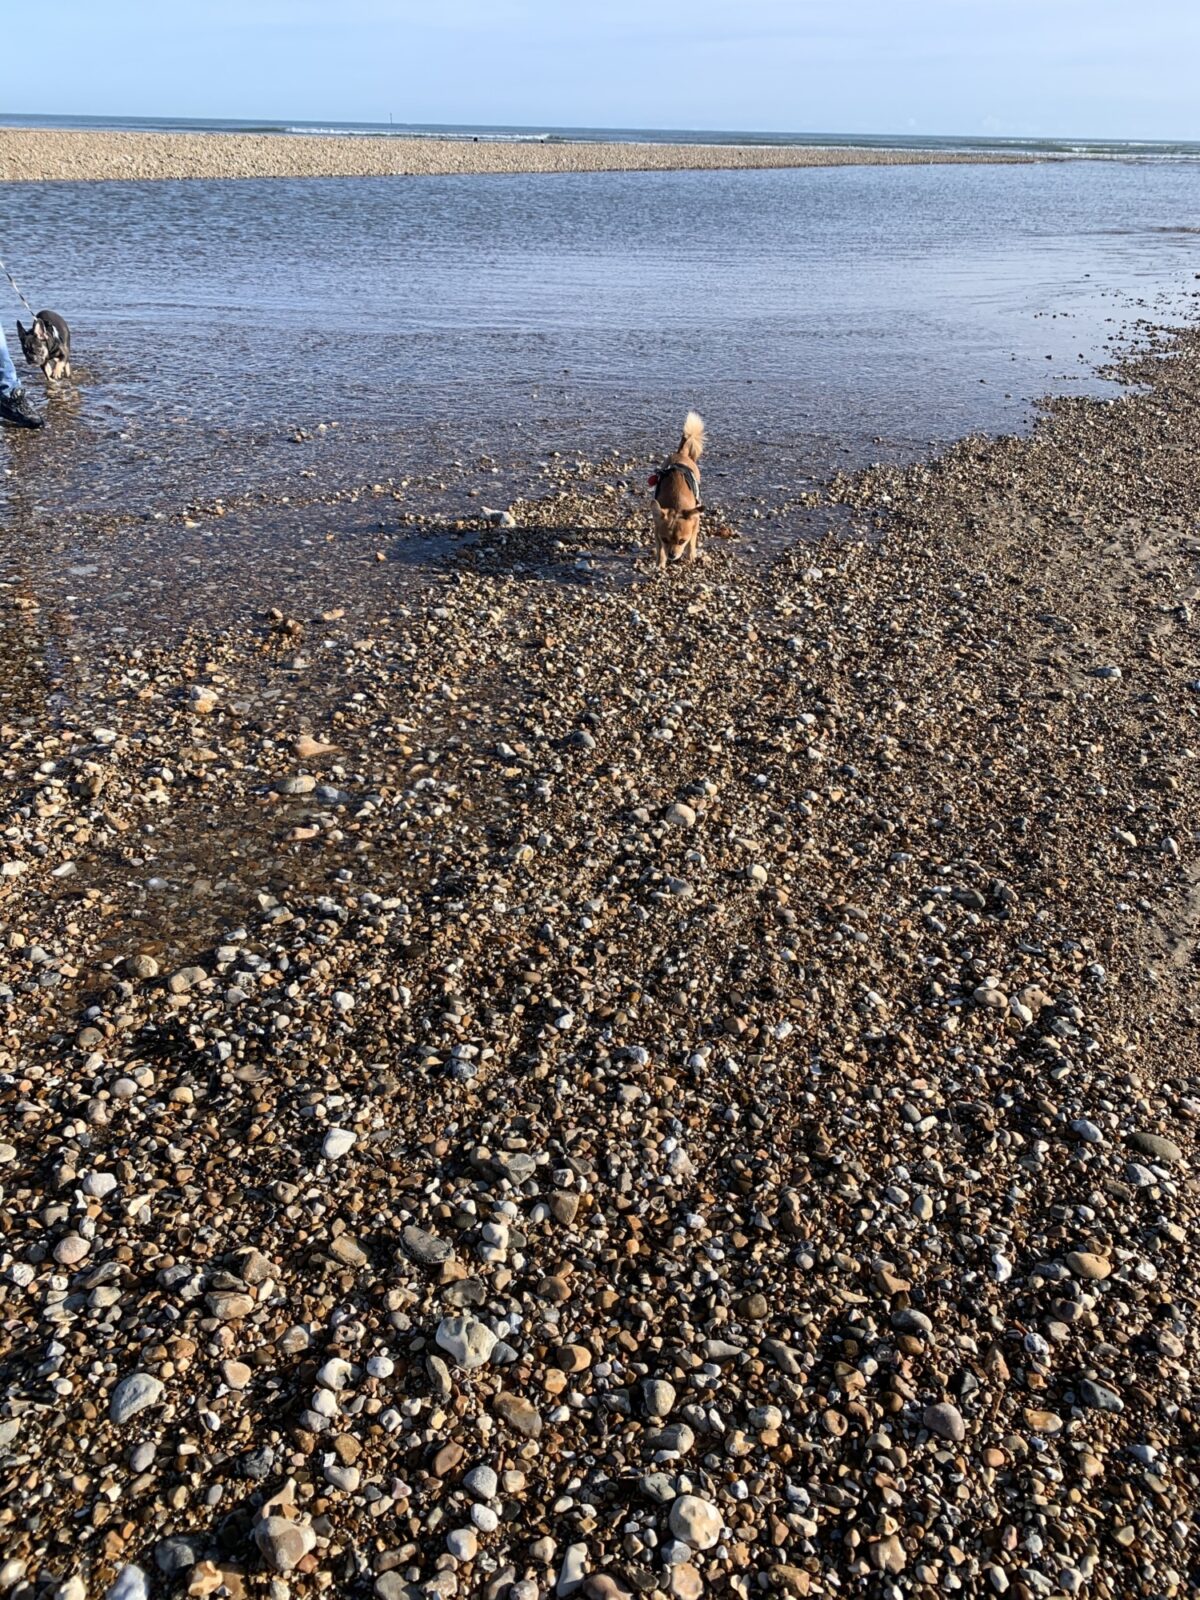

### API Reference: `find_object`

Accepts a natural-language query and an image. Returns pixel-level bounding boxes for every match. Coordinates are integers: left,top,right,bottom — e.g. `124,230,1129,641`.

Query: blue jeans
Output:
0,321,17,394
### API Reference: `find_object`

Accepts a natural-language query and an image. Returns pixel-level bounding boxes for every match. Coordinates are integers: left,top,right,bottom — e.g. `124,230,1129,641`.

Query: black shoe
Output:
0,387,44,429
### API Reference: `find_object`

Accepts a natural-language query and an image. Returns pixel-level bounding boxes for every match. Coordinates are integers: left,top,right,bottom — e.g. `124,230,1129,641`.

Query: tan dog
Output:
650,412,705,569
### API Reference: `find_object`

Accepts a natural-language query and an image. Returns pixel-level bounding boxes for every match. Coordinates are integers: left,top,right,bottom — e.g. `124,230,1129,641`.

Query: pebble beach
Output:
0,300,1196,1600
0,127,1028,184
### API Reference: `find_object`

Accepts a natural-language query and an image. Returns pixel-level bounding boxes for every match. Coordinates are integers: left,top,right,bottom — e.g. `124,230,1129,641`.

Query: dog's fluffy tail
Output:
679,410,705,462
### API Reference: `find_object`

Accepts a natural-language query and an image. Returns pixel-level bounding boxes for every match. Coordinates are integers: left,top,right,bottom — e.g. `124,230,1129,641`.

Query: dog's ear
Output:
17,320,27,338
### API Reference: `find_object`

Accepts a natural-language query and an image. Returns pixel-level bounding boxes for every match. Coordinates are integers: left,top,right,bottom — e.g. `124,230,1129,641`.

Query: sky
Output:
13,1,1200,141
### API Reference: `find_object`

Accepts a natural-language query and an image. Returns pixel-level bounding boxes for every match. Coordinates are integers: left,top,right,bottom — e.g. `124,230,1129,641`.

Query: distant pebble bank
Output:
0,126,1032,183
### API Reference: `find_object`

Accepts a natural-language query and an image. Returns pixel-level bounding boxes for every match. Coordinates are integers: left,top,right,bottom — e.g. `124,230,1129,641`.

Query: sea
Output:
0,116,1198,641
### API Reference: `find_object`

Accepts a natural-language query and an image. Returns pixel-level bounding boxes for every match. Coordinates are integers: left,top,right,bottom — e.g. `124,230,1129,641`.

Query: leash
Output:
0,255,38,321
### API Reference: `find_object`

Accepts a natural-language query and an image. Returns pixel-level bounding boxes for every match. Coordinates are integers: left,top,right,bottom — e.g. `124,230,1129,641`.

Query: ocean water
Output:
0,157,1197,636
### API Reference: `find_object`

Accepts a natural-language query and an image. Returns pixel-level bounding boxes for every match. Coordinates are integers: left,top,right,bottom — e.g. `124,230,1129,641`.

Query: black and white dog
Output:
18,311,71,382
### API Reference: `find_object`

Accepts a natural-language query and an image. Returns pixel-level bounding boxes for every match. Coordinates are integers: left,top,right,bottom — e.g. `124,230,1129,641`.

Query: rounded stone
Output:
464,1464,498,1500
668,1493,722,1550
642,1378,677,1418
54,1234,91,1266
1066,1251,1111,1281
664,802,696,827
446,1527,477,1561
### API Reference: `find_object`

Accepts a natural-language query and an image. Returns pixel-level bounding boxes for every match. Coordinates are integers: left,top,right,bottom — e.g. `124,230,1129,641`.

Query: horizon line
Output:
3,111,1199,147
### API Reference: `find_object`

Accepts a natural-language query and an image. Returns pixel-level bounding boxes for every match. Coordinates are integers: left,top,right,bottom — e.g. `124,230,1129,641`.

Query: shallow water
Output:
0,159,1198,628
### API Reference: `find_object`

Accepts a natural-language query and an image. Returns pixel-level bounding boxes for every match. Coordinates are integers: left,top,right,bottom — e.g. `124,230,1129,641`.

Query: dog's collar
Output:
648,461,700,502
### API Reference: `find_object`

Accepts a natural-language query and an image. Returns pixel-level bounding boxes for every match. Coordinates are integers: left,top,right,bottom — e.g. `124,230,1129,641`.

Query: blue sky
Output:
16,1,1200,139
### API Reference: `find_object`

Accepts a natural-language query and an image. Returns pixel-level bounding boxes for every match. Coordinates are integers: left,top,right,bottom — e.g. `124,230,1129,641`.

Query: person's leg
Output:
0,321,43,427
0,322,18,395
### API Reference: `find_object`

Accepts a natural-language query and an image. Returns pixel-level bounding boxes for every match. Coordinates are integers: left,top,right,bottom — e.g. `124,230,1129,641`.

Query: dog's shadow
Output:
394,519,648,588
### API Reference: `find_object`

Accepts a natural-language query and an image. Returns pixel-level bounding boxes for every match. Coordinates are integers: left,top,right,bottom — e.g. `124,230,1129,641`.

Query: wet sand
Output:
0,126,1031,183
0,322,1196,1597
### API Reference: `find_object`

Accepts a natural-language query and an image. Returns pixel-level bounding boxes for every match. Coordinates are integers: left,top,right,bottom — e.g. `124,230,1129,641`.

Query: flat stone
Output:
110,1372,164,1425
254,1516,315,1573
585,1578,633,1600
668,1566,703,1600
892,1308,933,1336
1077,1379,1123,1413
376,1575,421,1600
770,1568,812,1597
316,1358,353,1391
105,1568,149,1600
493,1391,543,1437
869,1535,907,1575
493,1150,537,1183
1066,1251,1111,1281
1024,1408,1063,1434
206,1290,254,1320
402,1224,454,1266
432,1442,465,1477
640,1472,677,1505
649,1421,695,1455
922,1401,965,1442
330,1234,367,1267
167,965,208,994
238,1248,274,1285
322,1127,356,1160
1127,1130,1183,1165
436,1314,496,1368
154,1538,200,1575
556,1543,588,1596
762,1338,802,1376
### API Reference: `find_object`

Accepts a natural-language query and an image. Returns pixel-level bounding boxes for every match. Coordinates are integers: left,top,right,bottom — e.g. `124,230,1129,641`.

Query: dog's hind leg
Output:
653,508,668,569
